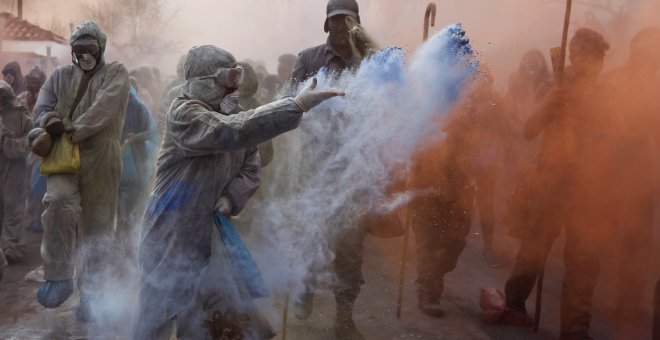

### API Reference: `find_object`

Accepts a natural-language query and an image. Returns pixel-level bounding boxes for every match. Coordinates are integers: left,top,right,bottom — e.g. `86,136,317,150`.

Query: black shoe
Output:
559,332,593,340
334,318,365,340
335,303,364,340
293,291,314,320
418,295,445,318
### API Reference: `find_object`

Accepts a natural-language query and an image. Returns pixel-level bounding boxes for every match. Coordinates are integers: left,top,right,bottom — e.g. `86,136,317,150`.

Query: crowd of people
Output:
1,0,659,339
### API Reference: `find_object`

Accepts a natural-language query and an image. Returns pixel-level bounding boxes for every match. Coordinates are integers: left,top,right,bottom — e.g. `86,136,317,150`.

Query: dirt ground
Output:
0,220,656,339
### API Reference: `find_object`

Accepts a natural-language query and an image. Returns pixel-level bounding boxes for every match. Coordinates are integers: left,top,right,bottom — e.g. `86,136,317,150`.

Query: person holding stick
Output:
500,28,613,340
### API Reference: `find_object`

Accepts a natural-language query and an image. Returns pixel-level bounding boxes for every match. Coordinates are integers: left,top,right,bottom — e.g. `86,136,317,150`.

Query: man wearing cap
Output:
500,28,614,339
31,20,131,321
291,0,361,83
289,1,367,339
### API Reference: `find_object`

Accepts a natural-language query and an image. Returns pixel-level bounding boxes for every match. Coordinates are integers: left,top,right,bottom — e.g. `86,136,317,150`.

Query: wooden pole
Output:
281,293,290,340
423,3,436,42
396,217,410,319
534,0,572,333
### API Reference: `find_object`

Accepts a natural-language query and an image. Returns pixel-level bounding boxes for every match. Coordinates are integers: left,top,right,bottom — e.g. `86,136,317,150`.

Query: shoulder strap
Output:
67,73,93,120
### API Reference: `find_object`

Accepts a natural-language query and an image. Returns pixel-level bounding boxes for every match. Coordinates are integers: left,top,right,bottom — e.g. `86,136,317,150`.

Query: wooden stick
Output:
534,0,572,333
282,292,290,340
396,209,411,319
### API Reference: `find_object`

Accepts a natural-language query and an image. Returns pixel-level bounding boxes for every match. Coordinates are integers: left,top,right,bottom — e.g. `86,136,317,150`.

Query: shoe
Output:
75,299,94,323
500,307,532,326
37,279,73,308
293,291,314,320
559,332,593,340
335,303,364,340
418,295,445,318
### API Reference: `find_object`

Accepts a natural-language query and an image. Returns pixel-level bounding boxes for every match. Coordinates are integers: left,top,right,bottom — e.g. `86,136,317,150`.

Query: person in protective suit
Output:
407,108,476,319
131,45,342,340
602,26,660,338
18,66,47,115
31,20,130,321
2,61,27,96
288,1,367,339
0,81,32,263
116,85,158,260
501,28,613,340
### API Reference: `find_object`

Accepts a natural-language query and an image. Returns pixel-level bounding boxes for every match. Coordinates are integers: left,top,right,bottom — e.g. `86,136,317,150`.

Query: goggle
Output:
201,66,244,89
72,43,100,56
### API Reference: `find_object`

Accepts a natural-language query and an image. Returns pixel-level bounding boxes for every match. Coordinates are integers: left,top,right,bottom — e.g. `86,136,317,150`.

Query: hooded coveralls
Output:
116,87,158,254
407,108,476,301
134,45,305,339
33,22,130,294
0,82,32,252
2,62,27,96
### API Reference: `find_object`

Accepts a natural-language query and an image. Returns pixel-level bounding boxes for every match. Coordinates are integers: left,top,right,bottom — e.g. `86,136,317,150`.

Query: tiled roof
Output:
0,12,66,44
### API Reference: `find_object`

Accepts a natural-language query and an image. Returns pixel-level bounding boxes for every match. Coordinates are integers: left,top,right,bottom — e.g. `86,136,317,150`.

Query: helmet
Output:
324,0,360,33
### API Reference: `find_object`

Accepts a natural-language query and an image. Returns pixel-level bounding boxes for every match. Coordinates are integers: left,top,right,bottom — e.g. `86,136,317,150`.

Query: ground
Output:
0,223,656,339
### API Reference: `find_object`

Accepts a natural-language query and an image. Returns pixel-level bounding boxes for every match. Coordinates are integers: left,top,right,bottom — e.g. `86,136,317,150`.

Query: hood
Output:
182,45,237,111
70,20,108,58
238,62,258,98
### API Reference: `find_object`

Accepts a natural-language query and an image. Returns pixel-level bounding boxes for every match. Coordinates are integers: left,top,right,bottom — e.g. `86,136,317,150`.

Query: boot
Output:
334,302,364,340
293,290,314,320
37,279,73,308
417,294,445,318
75,298,93,323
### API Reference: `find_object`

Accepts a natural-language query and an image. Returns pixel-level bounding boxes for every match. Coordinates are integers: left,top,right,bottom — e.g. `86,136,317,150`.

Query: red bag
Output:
480,288,505,324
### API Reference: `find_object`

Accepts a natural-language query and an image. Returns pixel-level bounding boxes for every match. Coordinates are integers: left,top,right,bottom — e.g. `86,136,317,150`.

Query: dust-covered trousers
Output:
412,193,474,299
41,145,120,296
332,224,369,304
0,157,28,247
505,168,611,336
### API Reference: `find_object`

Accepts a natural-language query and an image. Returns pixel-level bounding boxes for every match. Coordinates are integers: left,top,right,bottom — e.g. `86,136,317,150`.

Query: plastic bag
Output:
40,133,80,175
215,212,269,298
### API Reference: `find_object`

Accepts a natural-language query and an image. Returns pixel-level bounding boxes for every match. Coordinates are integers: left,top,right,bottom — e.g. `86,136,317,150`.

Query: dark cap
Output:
569,28,610,59
324,0,360,32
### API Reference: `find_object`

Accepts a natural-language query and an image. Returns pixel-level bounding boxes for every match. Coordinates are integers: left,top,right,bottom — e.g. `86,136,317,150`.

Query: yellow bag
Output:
40,133,81,175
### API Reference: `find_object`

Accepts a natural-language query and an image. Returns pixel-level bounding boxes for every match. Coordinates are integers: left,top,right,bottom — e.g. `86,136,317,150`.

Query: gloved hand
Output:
215,196,233,217
63,117,74,133
2,243,24,262
37,279,74,308
294,78,345,112
44,115,65,137
28,127,53,158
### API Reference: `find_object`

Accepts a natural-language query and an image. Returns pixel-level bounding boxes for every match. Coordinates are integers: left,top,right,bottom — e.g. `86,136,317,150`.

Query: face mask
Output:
220,90,240,114
74,53,97,71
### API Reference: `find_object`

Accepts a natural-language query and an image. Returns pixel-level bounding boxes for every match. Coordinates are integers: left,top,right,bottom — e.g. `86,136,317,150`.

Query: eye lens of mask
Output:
72,44,99,56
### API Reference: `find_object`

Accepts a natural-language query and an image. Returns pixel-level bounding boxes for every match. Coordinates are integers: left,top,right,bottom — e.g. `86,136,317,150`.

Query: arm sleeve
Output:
224,146,262,216
33,72,60,128
290,53,308,85
170,97,303,156
71,65,131,143
1,113,33,159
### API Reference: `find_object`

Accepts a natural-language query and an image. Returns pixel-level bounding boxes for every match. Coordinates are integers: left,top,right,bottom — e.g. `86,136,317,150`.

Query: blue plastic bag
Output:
214,212,269,298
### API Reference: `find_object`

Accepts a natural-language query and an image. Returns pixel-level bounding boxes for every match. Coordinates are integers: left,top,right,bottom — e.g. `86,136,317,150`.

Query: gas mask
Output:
71,38,101,72
187,66,244,114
